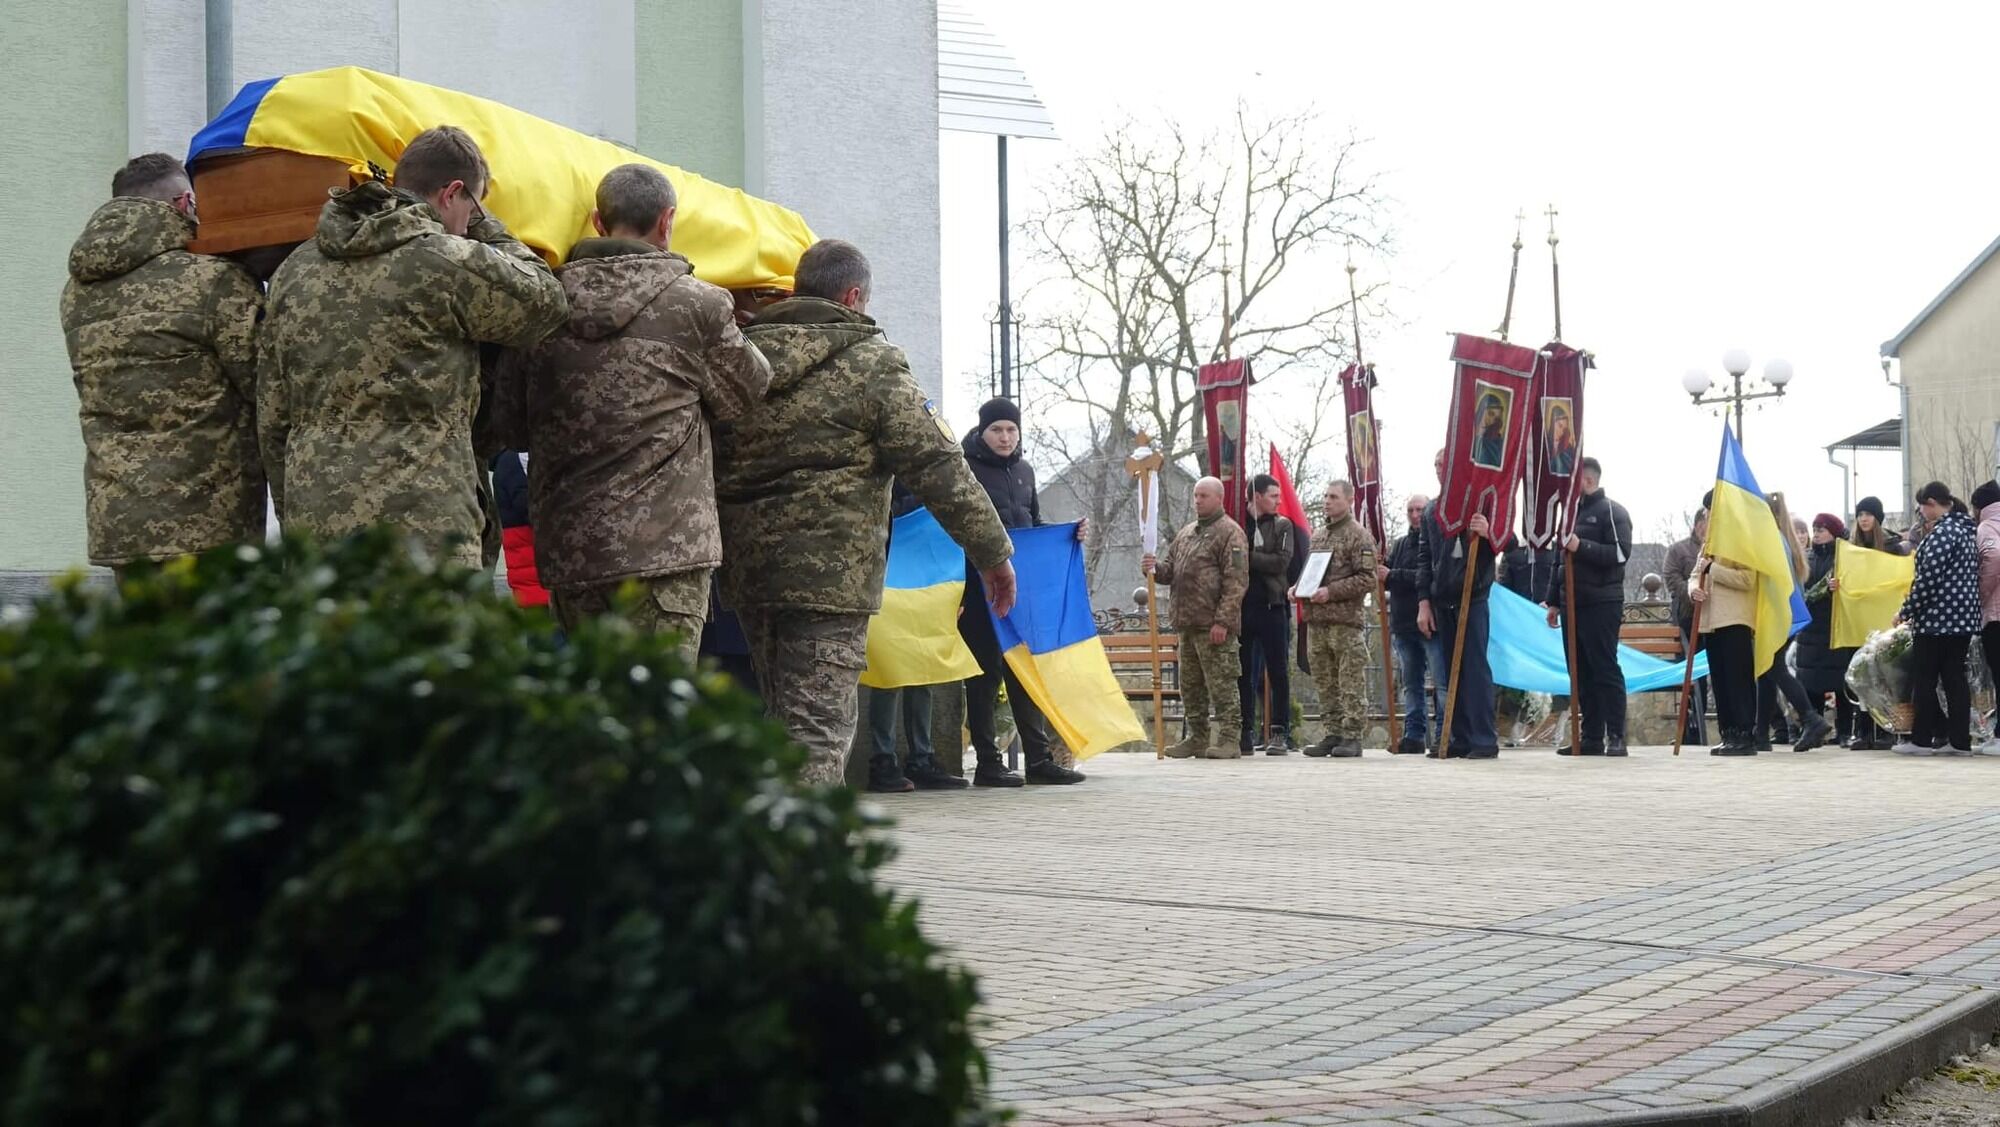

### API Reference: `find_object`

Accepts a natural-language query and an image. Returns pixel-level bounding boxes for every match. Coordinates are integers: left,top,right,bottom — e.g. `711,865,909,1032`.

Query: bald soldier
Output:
1143,477,1250,759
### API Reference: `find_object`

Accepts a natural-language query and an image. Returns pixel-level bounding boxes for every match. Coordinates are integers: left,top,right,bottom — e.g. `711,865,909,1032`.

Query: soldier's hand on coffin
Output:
1564,533,1581,552
981,560,1018,618
1417,601,1435,638
1468,513,1490,540
1209,624,1228,646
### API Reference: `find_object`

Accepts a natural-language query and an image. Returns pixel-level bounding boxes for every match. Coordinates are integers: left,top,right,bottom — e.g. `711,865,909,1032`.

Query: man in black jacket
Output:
1415,450,1500,758
1238,474,1299,754
1543,458,1634,755
1381,493,1442,753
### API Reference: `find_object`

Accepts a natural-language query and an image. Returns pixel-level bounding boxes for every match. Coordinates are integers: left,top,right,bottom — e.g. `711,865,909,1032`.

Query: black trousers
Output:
1757,640,1815,739
1909,633,1973,751
1985,622,2000,738
1706,625,1757,735
959,593,1054,767
1563,599,1626,745
1238,600,1293,736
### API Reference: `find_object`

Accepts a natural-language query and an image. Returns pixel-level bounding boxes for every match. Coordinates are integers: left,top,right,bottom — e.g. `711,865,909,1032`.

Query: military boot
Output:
1165,724,1208,758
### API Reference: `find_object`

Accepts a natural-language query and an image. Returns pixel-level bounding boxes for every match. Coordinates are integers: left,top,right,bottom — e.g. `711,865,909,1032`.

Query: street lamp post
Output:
1680,349,1794,439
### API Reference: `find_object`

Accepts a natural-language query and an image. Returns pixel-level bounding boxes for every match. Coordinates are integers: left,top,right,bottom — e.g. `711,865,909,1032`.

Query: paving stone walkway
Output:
881,745,2000,1125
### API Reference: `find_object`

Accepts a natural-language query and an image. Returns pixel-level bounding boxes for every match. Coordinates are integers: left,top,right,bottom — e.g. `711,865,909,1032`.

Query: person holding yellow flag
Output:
1826,516,1920,748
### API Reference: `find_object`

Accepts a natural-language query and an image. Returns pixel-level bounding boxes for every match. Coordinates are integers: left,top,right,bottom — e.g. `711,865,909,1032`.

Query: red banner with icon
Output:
1340,362,1387,550
1522,342,1593,549
1436,334,1537,543
1198,358,1253,526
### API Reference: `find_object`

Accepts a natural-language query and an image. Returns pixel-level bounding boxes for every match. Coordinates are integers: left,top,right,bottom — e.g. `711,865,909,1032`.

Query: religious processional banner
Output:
1436,334,1539,543
1339,363,1387,550
989,525,1148,760
187,66,817,288
1522,343,1592,549
1198,358,1253,527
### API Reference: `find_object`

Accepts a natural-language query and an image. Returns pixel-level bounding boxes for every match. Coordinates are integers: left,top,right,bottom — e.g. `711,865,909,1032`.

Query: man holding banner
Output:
1542,458,1633,756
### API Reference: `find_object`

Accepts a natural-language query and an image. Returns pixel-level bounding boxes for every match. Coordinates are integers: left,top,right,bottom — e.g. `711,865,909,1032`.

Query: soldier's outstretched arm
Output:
446,214,569,350
692,288,771,423
872,358,1011,572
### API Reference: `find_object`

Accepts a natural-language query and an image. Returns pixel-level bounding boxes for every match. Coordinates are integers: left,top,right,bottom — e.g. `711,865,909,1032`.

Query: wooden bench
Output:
1619,622,1684,661
1103,632,1180,704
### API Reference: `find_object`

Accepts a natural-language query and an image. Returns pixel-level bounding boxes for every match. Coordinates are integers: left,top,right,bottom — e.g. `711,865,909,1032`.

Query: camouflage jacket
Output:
258,182,566,567
492,238,771,590
60,198,264,565
1304,513,1377,628
715,297,1010,614
1153,513,1248,634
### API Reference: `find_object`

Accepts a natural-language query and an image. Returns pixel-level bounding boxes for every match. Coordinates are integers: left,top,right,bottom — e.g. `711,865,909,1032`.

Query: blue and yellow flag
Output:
990,526,1148,761
1706,424,1810,675
187,67,815,288
860,510,982,690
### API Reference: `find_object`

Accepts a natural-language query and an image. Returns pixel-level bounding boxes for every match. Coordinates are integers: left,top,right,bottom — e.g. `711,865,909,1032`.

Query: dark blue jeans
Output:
1393,629,1444,744
1238,600,1293,737
867,685,937,773
1436,600,1497,753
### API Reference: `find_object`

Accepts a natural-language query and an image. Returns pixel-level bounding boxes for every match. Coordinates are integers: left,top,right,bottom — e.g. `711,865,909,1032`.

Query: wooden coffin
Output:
189,148,352,276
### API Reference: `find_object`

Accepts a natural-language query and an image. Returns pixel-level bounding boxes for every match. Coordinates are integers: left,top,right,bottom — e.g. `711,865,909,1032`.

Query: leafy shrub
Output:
0,532,994,1126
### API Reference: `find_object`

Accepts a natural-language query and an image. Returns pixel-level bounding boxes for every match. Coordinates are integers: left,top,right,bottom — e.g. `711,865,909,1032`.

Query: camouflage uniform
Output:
715,296,1011,784
259,181,567,569
1152,513,1249,755
1305,513,1378,746
551,569,710,665
492,236,771,659
60,197,264,566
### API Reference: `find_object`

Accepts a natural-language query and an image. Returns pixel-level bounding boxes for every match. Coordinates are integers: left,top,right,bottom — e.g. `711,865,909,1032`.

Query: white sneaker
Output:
1978,739,2000,757
1890,741,1933,756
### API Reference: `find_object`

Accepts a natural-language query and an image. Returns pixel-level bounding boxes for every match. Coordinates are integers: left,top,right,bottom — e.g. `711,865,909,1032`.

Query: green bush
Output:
0,532,994,1126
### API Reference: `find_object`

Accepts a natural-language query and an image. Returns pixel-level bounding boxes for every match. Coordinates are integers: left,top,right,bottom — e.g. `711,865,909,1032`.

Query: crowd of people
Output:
57,136,2000,777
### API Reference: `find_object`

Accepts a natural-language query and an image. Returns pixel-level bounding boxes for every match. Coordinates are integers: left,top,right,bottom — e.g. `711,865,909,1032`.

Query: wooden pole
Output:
1128,433,1168,760
1437,535,1483,757
1546,205,1563,342
1374,573,1401,751
1347,256,1399,752
1497,211,1525,341
1672,598,1706,757
1146,572,1164,759
1562,556,1583,754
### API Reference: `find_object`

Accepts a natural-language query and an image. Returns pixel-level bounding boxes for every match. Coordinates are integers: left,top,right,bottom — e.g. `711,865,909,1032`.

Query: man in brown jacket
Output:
1301,479,1379,757
1143,476,1250,759
494,164,771,661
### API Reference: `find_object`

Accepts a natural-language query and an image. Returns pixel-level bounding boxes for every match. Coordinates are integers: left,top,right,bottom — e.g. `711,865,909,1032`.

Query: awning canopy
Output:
1826,418,1902,450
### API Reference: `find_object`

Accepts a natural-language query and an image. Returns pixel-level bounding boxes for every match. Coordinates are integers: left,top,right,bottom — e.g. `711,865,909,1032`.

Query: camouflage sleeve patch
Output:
921,398,953,440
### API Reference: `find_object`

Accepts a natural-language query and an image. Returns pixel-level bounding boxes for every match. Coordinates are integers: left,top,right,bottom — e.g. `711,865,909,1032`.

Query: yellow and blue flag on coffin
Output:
187,67,815,288
860,509,983,690
989,525,1148,761
1832,539,1916,649
1706,424,1810,676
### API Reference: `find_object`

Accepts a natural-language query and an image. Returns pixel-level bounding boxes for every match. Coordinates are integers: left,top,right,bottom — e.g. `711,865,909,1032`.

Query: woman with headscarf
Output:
1895,481,1981,754
1795,513,1860,748
957,397,1087,786
1754,494,1831,751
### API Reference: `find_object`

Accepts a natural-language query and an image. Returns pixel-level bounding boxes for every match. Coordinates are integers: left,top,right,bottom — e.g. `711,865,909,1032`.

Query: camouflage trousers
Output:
552,568,709,667
1177,627,1242,738
737,607,871,786
1309,622,1370,742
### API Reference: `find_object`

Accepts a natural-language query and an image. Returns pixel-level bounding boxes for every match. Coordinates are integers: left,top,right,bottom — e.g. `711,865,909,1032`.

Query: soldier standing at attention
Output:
714,239,1015,786
1143,476,1250,759
492,164,770,663
61,153,265,580
258,125,567,567
1301,480,1378,757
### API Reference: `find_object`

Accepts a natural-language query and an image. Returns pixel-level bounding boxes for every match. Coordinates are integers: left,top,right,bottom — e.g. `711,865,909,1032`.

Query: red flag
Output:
1199,358,1253,526
1437,334,1538,543
1339,362,1387,550
1269,444,1310,626
1522,342,1594,549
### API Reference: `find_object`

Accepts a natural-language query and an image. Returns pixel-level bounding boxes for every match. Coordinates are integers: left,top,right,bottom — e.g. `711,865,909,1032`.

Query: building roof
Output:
937,2,1057,140
1826,417,1902,451
1880,231,2000,358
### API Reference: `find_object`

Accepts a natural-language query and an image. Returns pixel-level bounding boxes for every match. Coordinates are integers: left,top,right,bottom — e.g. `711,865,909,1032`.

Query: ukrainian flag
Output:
1706,424,1810,675
860,509,982,690
1831,540,1915,650
187,67,815,289
990,525,1148,761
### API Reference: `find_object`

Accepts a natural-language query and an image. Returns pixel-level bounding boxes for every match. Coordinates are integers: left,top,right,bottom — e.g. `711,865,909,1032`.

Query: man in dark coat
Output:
1380,493,1442,753
1415,449,1500,758
958,397,1087,785
1544,458,1634,755
1239,474,1299,754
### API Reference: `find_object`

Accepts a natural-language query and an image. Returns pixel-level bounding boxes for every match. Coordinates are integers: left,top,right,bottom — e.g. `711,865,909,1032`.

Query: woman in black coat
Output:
1795,513,1862,747
957,398,1086,786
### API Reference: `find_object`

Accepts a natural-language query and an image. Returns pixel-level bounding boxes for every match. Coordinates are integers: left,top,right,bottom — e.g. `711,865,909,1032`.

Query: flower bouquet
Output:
1846,623,1915,732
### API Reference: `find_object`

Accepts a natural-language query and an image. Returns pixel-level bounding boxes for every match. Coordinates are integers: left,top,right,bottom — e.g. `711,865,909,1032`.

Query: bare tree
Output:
1018,103,1392,562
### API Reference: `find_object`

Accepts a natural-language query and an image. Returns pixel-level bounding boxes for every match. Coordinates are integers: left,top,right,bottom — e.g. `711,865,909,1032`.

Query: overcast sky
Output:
935,0,1996,542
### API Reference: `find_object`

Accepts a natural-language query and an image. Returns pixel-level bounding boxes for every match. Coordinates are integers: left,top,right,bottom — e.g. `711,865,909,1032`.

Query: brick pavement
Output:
879,745,2000,1125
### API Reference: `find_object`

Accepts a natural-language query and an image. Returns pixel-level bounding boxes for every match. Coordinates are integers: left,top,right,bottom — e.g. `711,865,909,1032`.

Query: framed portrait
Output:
1542,396,1577,477
1469,381,1512,471
1348,410,1377,485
